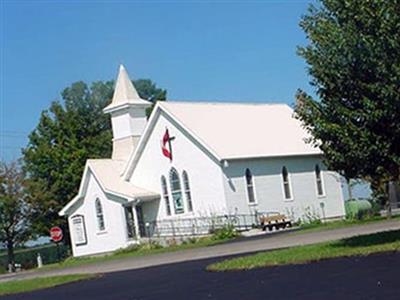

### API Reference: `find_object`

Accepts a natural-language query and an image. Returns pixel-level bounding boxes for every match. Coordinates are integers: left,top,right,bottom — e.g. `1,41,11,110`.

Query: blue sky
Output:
1,0,317,161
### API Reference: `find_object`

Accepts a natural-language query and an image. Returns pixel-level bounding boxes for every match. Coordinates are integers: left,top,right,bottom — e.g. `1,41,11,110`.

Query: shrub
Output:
345,199,374,221
138,241,163,251
114,241,163,255
370,199,383,216
166,238,178,247
302,206,322,225
211,225,238,241
181,237,198,245
114,244,141,255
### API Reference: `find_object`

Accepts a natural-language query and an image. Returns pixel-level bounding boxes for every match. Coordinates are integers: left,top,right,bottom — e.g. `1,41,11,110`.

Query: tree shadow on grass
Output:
333,230,400,248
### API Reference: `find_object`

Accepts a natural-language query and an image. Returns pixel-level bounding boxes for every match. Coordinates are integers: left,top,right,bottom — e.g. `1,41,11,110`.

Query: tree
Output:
134,79,167,117
294,0,400,211
0,161,33,271
23,79,166,236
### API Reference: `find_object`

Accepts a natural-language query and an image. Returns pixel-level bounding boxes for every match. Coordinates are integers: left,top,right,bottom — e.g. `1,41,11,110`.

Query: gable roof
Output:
160,102,320,160
87,159,157,199
123,101,321,179
59,159,158,216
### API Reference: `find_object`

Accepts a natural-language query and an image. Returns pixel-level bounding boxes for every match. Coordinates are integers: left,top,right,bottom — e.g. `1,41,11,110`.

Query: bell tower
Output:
104,65,152,161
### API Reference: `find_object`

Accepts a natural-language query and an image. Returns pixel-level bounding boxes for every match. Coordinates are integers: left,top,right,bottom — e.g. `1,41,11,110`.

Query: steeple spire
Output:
104,64,152,161
104,64,151,113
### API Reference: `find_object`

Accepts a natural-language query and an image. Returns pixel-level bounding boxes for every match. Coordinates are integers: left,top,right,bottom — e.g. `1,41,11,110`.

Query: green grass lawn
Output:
207,229,400,271
2,217,396,274
296,215,400,234
36,217,399,272
40,234,236,272
0,274,96,296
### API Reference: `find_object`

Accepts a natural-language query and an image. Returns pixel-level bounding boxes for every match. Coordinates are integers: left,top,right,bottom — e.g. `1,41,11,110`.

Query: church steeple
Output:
104,65,151,113
104,65,152,161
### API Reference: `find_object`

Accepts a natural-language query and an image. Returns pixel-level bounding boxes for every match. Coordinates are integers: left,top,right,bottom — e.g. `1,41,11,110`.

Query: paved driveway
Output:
3,251,400,300
1,219,399,283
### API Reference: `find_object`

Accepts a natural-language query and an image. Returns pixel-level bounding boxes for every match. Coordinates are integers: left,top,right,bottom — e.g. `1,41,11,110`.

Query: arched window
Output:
282,166,292,200
315,164,325,196
95,198,105,231
161,176,171,216
170,168,184,214
245,168,256,203
182,171,193,212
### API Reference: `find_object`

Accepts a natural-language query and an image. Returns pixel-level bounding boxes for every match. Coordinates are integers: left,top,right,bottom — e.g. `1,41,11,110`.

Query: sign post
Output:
50,226,63,262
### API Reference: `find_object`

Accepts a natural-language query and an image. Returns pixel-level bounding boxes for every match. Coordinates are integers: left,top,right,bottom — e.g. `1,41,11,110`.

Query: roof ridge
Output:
87,158,126,163
162,101,288,106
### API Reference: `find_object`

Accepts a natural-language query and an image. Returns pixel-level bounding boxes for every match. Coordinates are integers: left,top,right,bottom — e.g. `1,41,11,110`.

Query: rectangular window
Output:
72,215,87,246
282,166,293,200
172,192,184,214
185,191,193,212
170,169,184,214
245,168,256,204
95,199,105,231
161,176,171,216
315,164,325,197
247,185,256,203
283,182,291,199
183,171,193,212
165,194,172,215
316,178,324,196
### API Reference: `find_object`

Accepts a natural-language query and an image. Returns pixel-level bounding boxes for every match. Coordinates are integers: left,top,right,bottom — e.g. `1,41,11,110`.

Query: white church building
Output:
60,65,346,257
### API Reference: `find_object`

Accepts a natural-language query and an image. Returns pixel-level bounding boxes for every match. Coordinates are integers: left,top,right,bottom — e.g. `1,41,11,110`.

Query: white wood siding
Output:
129,110,228,221
68,172,129,257
222,156,345,221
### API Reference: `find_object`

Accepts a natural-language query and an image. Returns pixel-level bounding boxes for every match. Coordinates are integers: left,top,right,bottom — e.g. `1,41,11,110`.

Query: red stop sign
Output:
50,226,63,242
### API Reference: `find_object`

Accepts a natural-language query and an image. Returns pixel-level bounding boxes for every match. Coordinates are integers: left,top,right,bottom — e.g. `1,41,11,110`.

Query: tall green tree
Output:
0,160,33,271
23,79,166,235
134,79,167,117
294,0,400,209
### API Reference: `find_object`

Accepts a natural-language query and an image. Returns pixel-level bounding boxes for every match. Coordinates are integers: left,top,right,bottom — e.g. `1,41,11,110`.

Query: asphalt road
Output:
2,219,400,284
4,251,400,300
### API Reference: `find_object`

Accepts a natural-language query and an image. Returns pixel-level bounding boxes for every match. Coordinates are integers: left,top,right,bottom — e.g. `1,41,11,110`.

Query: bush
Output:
211,225,238,241
138,241,163,251
370,199,383,216
302,206,322,225
345,199,374,221
114,241,163,255
114,244,141,255
181,237,198,245
0,265,6,274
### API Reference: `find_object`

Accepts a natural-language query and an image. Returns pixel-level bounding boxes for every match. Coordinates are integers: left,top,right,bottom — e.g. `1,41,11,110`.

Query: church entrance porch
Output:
124,205,138,240
136,205,147,237
124,203,156,240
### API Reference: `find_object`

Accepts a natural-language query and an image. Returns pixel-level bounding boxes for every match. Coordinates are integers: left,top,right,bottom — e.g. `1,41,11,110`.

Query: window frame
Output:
169,168,185,214
314,164,326,197
281,166,294,201
71,214,88,246
161,175,172,216
245,168,257,204
182,171,193,212
95,198,106,232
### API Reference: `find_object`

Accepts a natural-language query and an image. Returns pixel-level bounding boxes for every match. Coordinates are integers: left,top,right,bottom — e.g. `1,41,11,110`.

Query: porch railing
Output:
139,214,260,238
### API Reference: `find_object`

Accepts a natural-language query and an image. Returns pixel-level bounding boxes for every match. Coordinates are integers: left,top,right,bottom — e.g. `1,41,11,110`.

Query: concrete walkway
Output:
1,219,399,283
